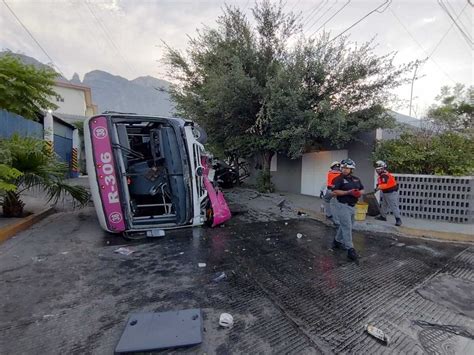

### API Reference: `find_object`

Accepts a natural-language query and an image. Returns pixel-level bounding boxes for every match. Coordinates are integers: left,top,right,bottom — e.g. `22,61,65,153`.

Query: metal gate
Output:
54,134,73,176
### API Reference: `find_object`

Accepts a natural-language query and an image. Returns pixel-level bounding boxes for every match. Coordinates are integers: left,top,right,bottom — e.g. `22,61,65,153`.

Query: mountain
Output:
1,51,175,117
0,51,67,80
82,71,175,117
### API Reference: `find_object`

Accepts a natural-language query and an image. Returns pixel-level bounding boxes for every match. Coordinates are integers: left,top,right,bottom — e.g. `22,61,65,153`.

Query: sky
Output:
1,0,472,117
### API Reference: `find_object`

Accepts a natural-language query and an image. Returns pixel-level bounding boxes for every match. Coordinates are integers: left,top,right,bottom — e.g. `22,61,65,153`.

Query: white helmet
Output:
340,158,356,169
375,160,387,170
330,161,340,169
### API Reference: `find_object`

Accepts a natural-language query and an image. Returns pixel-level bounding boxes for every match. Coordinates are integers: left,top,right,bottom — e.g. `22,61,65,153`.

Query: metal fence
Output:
54,134,73,176
0,109,43,138
394,174,474,224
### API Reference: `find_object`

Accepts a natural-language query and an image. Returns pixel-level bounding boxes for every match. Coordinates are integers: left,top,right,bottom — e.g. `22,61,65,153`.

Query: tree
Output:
0,54,59,120
373,131,474,176
374,83,474,176
0,135,90,217
164,1,415,191
0,146,22,193
427,83,473,133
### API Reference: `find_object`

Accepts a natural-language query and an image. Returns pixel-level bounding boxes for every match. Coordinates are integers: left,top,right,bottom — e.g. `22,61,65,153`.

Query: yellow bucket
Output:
355,202,369,221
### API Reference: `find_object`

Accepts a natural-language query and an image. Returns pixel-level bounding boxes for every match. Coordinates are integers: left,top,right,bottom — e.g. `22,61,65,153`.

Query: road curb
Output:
297,208,474,244
0,207,55,244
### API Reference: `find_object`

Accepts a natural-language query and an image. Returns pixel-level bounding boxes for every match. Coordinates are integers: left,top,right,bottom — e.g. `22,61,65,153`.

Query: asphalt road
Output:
0,205,473,354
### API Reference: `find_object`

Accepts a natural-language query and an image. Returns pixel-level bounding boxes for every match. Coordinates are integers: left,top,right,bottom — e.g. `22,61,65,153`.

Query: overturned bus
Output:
84,113,231,235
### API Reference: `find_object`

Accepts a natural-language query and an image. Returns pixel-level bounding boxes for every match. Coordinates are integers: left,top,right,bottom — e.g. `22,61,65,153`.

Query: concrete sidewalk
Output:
0,193,55,244
279,191,474,243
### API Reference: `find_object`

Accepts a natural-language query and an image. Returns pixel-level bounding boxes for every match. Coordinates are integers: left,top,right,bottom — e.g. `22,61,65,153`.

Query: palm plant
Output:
0,135,90,217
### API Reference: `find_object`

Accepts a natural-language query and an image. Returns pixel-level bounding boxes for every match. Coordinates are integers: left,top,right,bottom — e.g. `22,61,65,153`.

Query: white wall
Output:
270,154,277,172
300,150,347,196
53,85,87,116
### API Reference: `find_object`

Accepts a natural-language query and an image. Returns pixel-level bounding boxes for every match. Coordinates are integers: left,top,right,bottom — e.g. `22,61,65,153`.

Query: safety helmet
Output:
330,161,340,169
340,158,356,169
375,160,387,170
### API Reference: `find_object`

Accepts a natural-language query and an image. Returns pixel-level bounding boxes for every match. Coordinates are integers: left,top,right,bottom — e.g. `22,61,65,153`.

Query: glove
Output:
349,189,362,198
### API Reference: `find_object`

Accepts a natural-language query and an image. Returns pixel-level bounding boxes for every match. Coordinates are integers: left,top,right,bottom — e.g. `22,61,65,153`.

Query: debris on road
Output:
276,199,285,211
413,320,474,340
365,324,390,345
219,313,234,328
146,229,165,238
198,263,207,268
114,247,135,256
249,192,261,200
115,309,203,353
296,233,303,239
212,272,227,283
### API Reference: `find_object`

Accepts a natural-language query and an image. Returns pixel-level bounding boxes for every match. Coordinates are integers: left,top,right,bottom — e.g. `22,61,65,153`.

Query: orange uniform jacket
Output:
327,170,341,189
377,171,398,193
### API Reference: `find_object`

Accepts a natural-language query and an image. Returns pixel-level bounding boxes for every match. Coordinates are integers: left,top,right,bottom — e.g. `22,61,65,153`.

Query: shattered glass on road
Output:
0,203,473,353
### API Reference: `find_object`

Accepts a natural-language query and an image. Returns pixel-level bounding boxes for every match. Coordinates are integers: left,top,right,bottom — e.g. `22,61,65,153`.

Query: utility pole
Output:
409,61,419,117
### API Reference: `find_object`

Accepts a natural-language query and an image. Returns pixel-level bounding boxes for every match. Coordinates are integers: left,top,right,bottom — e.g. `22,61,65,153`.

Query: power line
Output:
389,8,456,84
302,0,328,27
444,0,471,35
438,0,473,48
289,0,302,12
429,1,470,57
84,1,136,77
309,0,351,37
305,0,340,33
1,0,65,76
329,0,391,42
440,0,472,43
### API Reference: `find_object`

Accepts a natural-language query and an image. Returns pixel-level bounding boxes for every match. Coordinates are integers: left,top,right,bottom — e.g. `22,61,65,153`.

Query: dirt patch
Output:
223,187,301,223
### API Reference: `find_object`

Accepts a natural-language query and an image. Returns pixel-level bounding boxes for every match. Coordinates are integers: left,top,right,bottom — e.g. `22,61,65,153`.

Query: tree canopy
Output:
0,54,59,120
374,131,474,176
374,83,474,176
164,0,416,190
427,83,473,133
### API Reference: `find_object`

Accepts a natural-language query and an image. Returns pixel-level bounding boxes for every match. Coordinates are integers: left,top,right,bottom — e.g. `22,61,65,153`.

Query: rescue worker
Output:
374,160,402,226
332,159,364,261
323,161,341,224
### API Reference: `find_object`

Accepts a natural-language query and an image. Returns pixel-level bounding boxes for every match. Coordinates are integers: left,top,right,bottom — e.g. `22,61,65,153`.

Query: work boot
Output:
332,239,343,250
395,218,402,226
347,248,358,261
375,215,387,221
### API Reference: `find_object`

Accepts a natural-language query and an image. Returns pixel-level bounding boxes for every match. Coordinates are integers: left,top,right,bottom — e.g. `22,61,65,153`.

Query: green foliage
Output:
256,169,275,193
427,83,473,133
0,164,22,192
373,131,474,176
0,135,90,211
164,0,415,185
0,54,60,120
0,146,22,192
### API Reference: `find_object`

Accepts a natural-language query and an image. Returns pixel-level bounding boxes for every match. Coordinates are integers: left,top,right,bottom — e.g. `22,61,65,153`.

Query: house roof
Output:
388,110,422,128
52,114,76,130
53,112,86,124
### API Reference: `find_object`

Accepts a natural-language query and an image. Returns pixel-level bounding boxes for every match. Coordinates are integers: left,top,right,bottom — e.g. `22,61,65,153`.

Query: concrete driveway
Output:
0,201,473,353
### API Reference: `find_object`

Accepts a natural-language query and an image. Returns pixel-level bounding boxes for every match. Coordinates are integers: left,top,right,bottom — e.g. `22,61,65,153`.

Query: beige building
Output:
52,80,97,122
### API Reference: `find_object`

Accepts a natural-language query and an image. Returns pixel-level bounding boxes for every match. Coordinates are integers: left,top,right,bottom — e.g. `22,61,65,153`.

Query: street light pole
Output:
409,61,419,117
